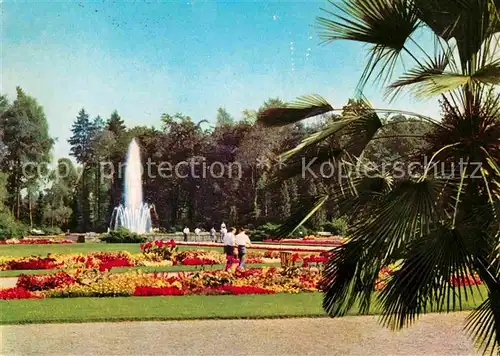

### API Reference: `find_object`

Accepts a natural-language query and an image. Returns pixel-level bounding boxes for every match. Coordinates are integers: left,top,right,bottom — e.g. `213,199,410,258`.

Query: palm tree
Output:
258,0,500,353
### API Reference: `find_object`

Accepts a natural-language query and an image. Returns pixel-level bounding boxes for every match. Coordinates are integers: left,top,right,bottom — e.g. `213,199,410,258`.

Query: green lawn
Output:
0,242,281,257
0,290,486,325
0,293,325,324
0,243,219,257
0,263,280,277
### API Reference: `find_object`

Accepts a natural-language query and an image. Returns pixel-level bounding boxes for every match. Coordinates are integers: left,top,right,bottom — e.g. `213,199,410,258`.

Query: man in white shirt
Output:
220,225,227,244
183,226,190,242
235,228,251,269
194,227,201,241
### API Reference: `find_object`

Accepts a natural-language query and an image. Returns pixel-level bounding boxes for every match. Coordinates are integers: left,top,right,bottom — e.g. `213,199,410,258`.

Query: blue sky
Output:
2,0,439,159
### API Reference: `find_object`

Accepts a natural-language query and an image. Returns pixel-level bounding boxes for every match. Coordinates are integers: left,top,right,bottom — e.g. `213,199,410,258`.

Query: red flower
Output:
181,257,216,265
0,287,43,299
17,271,76,291
134,286,185,296
7,257,62,270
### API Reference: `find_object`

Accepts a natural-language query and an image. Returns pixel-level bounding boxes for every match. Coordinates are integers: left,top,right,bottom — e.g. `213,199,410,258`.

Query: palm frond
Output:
258,95,333,127
323,178,456,318
386,45,453,100
389,59,500,98
379,226,480,331
278,119,355,161
465,298,500,355
415,0,495,65
279,106,383,162
271,146,344,184
273,195,329,237
317,0,419,89
340,99,384,156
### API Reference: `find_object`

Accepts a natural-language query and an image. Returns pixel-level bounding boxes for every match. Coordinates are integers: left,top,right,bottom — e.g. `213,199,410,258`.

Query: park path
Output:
1,313,478,355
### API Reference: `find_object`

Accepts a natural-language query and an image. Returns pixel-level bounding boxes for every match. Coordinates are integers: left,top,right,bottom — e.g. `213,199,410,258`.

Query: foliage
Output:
0,211,28,239
101,227,147,244
40,226,63,235
2,92,372,237
250,222,282,241
322,217,348,236
0,87,53,222
260,0,500,352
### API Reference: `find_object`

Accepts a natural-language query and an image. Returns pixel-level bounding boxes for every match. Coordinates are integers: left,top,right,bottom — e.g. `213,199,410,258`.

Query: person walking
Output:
223,227,236,271
183,226,190,242
209,227,216,242
235,228,251,270
194,227,201,242
220,224,227,244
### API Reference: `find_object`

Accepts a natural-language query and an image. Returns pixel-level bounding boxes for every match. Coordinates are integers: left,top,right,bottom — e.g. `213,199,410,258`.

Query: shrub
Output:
40,226,63,235
0,212,28,239
100,227,147,243
250,223,313,240
249,222,281,241
322,217,348,236
294,225,312,237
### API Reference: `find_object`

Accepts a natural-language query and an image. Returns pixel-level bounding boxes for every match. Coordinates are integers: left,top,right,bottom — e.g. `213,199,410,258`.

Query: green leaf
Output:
258,95,333,127
465,297,499,355
273,195,329,237
317,0,419,89
322,178,456,318
379,226,481,331
279,119,355,161
389,59,500,98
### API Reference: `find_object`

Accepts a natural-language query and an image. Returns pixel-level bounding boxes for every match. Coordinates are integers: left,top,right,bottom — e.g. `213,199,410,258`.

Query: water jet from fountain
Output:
110,138,152,234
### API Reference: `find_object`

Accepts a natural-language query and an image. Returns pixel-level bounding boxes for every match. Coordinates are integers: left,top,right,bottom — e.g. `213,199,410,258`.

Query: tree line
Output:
0,87,425,236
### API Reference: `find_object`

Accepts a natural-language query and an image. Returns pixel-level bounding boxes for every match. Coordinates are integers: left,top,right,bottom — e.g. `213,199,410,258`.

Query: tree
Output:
68,108,95,231
259,0,500,352
106,110,128,218
107,110,126,135
0,95,8,165
241,109,257,124
215,107,234,127
0,87,53,219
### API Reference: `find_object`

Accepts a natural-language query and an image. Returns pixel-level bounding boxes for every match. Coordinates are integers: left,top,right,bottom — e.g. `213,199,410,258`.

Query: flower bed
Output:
174,241,330,253
263,239,343,246
0,287,43,299
17,271,76,291
0,250,227,271
0,238,73,245
4,257,63,270
373,263,483,291
0,249,326,272
2,267,321,299
2,259,483,300
450,273,482,287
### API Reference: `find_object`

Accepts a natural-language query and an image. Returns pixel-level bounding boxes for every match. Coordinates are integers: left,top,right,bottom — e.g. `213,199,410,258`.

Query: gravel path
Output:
1,313,477,355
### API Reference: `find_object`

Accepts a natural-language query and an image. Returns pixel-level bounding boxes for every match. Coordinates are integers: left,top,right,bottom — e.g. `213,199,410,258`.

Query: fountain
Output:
110,138,152,234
